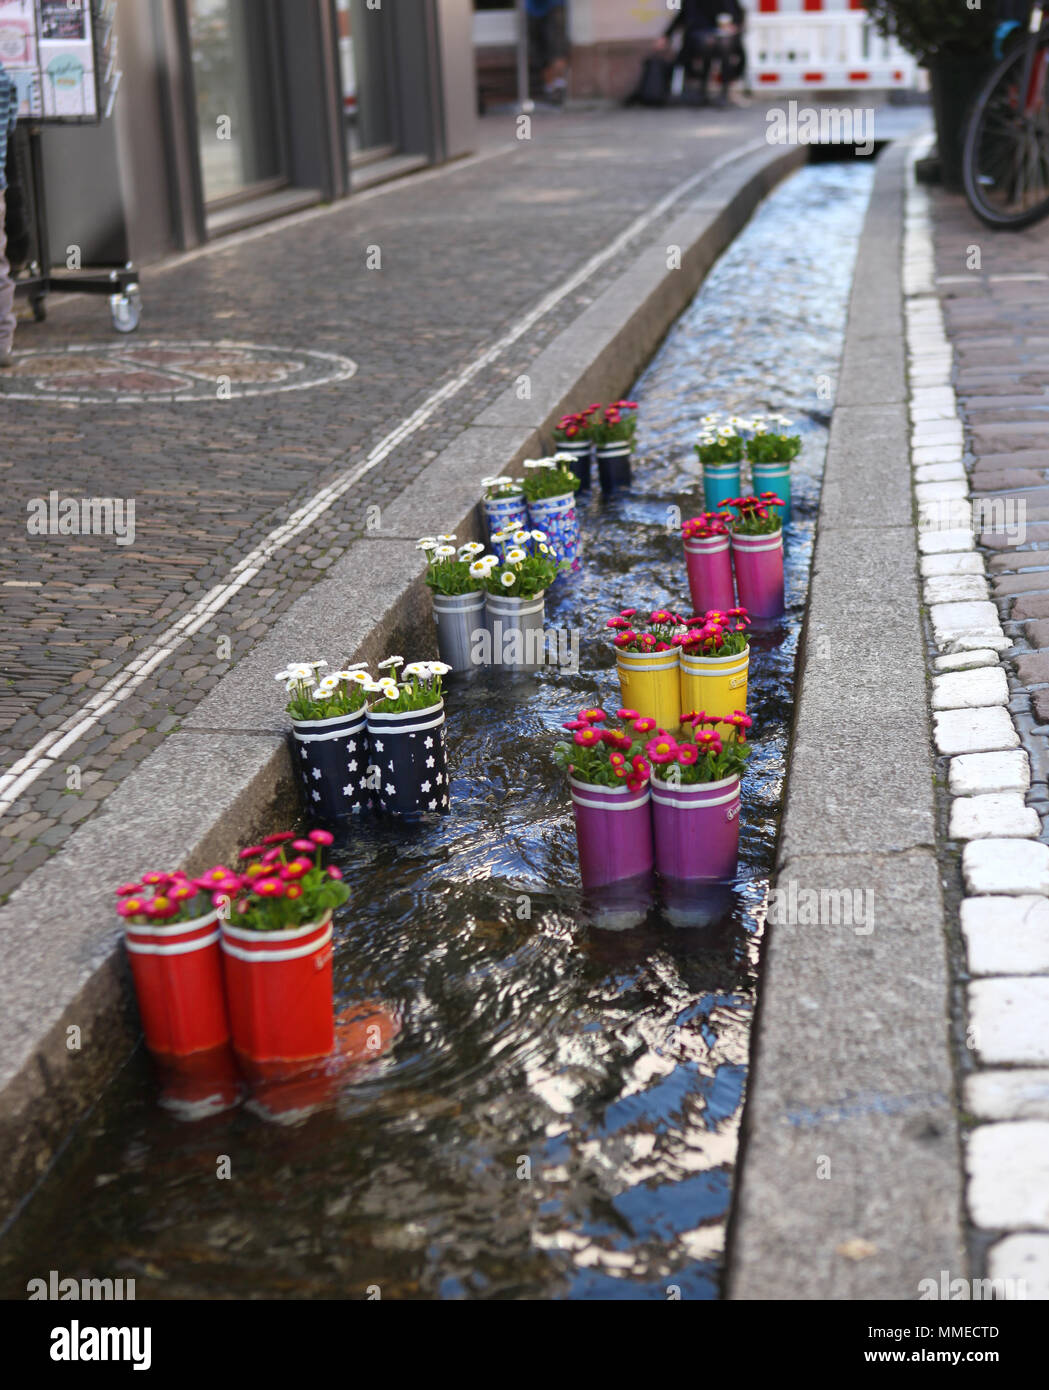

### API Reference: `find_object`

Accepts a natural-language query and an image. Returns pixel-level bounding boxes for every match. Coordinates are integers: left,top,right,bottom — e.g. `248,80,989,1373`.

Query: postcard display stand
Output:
1,0,140,331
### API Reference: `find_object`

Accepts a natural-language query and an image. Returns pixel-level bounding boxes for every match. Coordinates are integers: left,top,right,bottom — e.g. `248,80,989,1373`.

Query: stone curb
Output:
0,143,805,1226
907,161,1049,1288
727,138,968,1299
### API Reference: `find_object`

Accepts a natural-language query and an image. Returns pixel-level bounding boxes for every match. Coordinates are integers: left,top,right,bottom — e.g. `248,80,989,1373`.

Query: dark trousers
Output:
681,28,742,90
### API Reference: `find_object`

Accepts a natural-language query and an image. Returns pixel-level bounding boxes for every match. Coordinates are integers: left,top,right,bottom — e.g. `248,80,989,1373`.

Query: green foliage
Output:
864,0,998,59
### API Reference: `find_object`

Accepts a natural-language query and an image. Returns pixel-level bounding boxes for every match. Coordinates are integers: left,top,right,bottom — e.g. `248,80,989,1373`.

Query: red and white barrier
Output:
744,4,920,90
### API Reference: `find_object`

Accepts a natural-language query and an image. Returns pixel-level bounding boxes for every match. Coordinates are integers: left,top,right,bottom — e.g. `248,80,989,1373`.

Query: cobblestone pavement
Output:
921,180,1049,1290
0,106,775,902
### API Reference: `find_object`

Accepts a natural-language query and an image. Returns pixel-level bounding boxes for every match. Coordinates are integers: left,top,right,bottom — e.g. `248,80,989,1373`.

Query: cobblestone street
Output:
0,107,768,902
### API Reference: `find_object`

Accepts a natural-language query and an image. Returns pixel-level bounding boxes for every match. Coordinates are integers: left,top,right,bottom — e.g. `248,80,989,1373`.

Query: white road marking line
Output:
0,138,768,814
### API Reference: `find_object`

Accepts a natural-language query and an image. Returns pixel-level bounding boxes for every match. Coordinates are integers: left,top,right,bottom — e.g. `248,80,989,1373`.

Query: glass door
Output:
188,0,288,205
335,0,396,164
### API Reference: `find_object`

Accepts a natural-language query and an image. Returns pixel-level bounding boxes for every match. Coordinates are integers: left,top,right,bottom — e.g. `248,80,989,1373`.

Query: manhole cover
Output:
0,340,358,403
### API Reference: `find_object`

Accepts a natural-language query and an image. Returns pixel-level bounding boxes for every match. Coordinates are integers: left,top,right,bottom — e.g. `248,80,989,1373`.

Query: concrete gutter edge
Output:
0,143,805,1226
726,141,967,1300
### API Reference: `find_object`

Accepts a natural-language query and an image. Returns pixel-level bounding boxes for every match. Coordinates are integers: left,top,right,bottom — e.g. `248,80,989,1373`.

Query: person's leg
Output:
0,191,16,365
713,35,734,104
542,7,568,101
692,33,717,104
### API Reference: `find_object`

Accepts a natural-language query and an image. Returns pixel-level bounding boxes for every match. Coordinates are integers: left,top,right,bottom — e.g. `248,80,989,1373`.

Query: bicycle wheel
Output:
963,32,1049,230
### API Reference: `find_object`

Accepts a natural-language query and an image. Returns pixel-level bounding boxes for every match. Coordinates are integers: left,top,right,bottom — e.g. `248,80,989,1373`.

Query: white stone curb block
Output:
961,896,1049,973
969,977,1049,1065
931,666,1008,710
935,650,1000,672
951,793,1041,841
987,1234,1049,1299
949,750,1031,795
967,1121,1049,1228
935,707,1020,756
918,528,975,555
966,1071,1049,1123
963,838,1049,895
924,574,990,604
921,554,984,579
929,600,1008,653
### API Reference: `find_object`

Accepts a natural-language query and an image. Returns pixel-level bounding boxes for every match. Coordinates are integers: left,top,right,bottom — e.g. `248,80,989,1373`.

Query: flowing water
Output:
0,160,873,1301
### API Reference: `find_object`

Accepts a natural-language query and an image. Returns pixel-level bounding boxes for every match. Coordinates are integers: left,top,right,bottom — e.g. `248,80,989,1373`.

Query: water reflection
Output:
0,162,872,1300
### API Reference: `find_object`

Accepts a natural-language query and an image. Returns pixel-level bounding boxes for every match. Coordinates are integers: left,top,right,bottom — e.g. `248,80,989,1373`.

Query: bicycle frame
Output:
1022,6,1048,113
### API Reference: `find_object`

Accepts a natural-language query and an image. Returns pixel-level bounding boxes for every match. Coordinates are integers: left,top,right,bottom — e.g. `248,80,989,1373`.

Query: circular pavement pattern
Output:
0,340,358,403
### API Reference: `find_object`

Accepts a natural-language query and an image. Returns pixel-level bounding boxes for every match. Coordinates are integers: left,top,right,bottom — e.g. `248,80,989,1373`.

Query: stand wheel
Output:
30,295,46,322
110,285,141,333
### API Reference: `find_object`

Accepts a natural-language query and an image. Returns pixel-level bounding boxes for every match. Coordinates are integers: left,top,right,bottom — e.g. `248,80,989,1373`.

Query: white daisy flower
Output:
307,660,328,671
522,459,545,469
436,534,457,543
424,661,452,677
348,671,371,685
717,425,735,438
537,543,550,554
530,530,547,542
459,541,485,556
553,452,575,465
700,413,719,425
480,476,500,488
434,545,457,558
500,571,516,588
506,547,527,563
402,661,430,677
317,675,340,692
362,680,386,694
512,530,530,544
378,656,404,670
753,423,768,435
469,559,491,578
416,537,438,550
274,664,314,682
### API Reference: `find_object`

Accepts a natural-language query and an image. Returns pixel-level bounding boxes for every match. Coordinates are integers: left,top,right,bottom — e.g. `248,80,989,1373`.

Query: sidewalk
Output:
920,178,1049,1290
0,106,771,905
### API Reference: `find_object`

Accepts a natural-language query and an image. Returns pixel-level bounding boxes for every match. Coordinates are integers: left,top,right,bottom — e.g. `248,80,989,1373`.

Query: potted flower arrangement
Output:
553,707,654,890
117,870,232,1060
364,658,452,817
278,661,372,825
522,455,584,572
675,608,751,739
681,511,735,614
746,414,799,521
724,495,786,618
695,413,744,511
419,536,488,672
590,400,638,491
647,713,752,882
553,406,599,489
607,608,684,732
481,477,528,542
483,533,568,666
218,830,349,1078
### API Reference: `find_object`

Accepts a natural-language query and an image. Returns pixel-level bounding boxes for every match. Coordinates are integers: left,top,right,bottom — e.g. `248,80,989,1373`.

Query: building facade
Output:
37,0,477,267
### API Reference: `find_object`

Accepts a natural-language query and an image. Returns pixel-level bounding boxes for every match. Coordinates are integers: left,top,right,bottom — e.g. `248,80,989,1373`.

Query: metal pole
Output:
515,0,529,109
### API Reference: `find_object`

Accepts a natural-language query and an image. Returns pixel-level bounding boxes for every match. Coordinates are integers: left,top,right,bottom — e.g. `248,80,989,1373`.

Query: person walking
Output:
526,0,569,106
655,0,745,107
0,60,18,367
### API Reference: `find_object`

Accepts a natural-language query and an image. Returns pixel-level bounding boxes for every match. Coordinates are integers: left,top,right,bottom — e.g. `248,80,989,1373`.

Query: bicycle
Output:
963,3,1049,229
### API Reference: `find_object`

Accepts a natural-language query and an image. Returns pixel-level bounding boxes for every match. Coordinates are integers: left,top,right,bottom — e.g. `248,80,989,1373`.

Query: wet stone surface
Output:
0,163,872,1299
